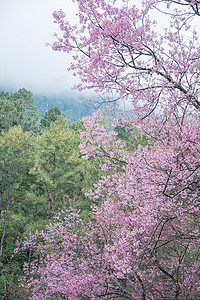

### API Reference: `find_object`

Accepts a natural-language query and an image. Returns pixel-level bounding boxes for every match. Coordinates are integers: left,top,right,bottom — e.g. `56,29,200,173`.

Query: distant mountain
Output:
34,94,95,123
0,87,96,123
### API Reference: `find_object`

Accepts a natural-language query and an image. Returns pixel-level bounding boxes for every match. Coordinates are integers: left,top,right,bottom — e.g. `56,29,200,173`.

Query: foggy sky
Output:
1,0,199,98
0,0,82,96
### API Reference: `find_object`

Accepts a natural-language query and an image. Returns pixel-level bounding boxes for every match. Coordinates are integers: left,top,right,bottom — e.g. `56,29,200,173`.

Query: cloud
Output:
0,0,82,95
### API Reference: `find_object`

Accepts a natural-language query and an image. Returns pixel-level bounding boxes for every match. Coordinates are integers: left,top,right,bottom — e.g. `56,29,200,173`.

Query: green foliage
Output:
30,116,92,223
0,88,39,132
0,89,97,299
68,119,85,135
115,121,148,150
40,106,63,128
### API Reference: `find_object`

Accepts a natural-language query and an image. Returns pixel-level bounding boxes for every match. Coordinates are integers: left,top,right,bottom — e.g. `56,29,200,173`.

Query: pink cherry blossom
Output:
17,1,200,299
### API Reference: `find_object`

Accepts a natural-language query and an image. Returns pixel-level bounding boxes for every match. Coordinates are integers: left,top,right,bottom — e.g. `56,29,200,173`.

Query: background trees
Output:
32,116,89,223
0,126,36,299
40,106,63,128
0,89,39,132
0,126,35,262
0,90,97,299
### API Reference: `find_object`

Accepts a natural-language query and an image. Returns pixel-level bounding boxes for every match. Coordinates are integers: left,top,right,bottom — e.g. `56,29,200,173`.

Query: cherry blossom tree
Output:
52,0,200,116
17,0,200,299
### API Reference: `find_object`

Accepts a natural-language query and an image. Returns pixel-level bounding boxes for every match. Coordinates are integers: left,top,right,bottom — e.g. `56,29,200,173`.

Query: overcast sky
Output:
0,0,162,98
0,0,82,96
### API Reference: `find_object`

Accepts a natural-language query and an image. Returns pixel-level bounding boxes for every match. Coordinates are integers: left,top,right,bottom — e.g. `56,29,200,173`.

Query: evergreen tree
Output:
40,106,63,128
0,89,39,132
